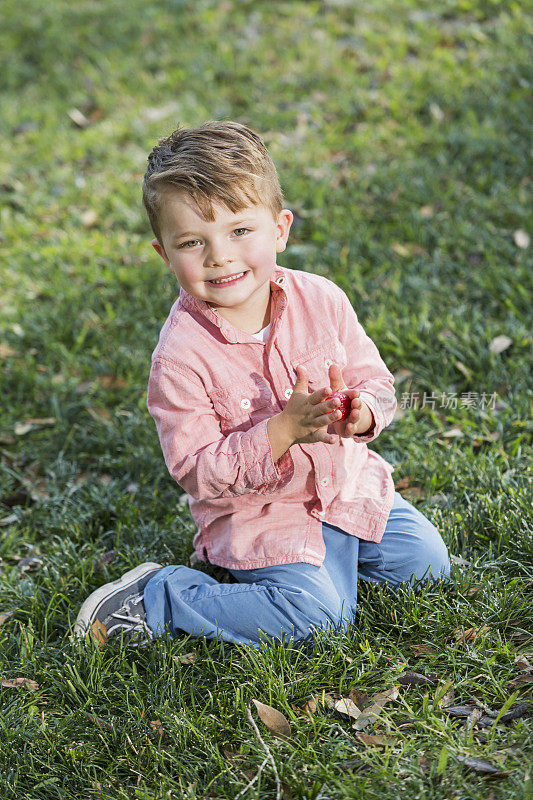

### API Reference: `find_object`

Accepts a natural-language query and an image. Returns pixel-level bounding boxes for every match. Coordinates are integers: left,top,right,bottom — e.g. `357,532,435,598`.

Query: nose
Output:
204,237,232,268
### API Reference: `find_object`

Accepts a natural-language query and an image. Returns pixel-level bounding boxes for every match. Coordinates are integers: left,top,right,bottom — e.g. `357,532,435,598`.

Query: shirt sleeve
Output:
147,358,294,500
335,288,397,443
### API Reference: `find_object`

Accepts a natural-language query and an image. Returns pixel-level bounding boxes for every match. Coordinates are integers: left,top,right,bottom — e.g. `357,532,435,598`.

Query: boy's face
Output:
152,190,293,330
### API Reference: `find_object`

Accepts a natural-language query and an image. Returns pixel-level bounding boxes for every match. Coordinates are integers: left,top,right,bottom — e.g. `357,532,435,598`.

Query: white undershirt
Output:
250,323,271,343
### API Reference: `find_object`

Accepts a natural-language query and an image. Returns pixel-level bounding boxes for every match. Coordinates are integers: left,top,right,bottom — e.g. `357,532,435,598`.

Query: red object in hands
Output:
325,391,351,421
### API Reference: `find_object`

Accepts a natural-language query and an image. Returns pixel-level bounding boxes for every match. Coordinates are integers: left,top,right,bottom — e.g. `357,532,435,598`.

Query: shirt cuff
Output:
244,417,294,491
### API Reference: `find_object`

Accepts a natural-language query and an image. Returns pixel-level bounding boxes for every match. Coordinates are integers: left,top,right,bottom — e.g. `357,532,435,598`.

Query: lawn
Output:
0,0,532,798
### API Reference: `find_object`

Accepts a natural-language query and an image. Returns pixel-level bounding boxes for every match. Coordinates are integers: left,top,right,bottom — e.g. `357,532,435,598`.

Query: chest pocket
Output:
292,337,348,391
210,383,274,434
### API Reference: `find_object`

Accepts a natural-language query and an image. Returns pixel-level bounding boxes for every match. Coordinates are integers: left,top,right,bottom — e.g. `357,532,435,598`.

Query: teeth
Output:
210,272,245,284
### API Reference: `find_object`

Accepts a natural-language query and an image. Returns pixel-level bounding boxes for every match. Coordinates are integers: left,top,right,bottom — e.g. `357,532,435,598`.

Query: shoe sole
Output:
74,562,163,638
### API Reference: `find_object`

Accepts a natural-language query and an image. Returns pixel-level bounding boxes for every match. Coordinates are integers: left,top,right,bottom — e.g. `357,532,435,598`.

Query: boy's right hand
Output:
282,365,342,446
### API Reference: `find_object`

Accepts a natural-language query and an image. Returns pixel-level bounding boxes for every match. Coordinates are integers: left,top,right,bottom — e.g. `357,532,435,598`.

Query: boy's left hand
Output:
327,364,375,439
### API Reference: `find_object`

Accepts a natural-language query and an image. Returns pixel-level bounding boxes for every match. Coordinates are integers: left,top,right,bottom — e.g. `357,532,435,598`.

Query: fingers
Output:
294,365,309,391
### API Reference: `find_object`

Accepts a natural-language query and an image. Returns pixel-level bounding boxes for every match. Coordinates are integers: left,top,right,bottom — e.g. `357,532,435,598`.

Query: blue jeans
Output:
144,492,451,649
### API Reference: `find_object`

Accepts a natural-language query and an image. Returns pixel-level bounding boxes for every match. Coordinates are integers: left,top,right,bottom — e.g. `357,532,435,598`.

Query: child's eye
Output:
179,240,200,248
233,228,249,236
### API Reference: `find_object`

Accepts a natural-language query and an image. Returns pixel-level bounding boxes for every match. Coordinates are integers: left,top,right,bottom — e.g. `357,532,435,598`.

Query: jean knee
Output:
413,525,451,584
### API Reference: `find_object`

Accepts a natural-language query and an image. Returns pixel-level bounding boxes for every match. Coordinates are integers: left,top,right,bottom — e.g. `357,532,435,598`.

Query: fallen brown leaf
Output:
442,426,464,439
81,711,113,731
353,686,400,730
410,644,440,657
149,719,164,737
175,652,197,665
349,688,370,709
0,612,14,626
2,677,39,690
489,335,512,355
98,374,128,390
0,344,19,358
513,229,530,249
355,732,396,748
507,674,533,690
14,418,56,436
452,626,490,644
335,698,362,720
89,619,107,650
398,671,437,687
80,209,98,228
514,654,532,673
251,699,291,739
455,754,509,777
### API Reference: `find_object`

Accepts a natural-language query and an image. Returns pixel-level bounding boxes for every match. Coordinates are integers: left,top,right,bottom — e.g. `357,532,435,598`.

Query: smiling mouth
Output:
207,271,248,286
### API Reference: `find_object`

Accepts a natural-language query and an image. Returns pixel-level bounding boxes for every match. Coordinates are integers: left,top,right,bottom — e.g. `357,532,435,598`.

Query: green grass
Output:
1,0,532,797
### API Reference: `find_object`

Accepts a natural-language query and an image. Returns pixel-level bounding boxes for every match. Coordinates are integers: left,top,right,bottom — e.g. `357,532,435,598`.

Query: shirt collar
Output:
177,264,288,343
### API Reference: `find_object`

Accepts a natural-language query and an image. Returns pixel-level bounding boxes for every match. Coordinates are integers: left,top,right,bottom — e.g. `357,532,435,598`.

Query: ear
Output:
275,209,293,254
151,238,171,267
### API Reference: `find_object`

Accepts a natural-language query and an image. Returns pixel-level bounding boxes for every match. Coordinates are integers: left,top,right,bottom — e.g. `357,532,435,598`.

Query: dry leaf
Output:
398,671,437,686
68,108,91,128
394,476,411,490
410,644,439,657
513,229,530,249
2,677,39,690
455,755,509,776
455,360,471,378
452,626,490,644
353,686,400,730
14,418,56,436
442,704,480,718
419,205,434,218
499,702,533,723
0,344,19,358
355,732,396,747
94,550,115,570
0,612,14,626
80,209,98,228
17,556,42,573
442,427,464,439
335,698,362,720
81,711,113,731
489,335,512,355
514,655,532,673
251,699,292,739
507,674,533,689
429,103,444,121
98,374,128,390
149,719,164,737
89,619,107,650
87,407,112,423
349,688,370,709
175,652,197,665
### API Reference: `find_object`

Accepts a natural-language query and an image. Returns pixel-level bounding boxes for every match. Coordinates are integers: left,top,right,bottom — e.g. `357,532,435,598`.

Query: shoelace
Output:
105,594,154,648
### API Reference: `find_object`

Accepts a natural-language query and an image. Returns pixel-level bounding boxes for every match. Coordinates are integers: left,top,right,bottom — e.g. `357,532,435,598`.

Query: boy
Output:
75,120,450,649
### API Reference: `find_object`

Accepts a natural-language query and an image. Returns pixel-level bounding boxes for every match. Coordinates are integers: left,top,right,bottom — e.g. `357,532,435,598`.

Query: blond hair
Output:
142,120,284,244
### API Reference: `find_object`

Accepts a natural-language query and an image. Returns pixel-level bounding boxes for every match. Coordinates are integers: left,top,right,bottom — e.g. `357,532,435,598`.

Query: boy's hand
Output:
327,363,375,438
282,365,344,446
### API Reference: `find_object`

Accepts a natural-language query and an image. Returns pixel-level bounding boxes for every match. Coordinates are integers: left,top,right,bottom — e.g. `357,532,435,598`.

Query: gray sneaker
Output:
74,562,163,647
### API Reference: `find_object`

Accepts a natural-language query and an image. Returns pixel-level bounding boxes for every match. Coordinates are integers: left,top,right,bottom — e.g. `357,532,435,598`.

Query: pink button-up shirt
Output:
147,264,397,570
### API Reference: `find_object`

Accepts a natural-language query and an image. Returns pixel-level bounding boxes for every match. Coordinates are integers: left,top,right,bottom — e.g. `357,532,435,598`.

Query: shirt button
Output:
241,398,251,409
276,276,285,285
284,387,292,399
324,358,333,368
320,478,329,486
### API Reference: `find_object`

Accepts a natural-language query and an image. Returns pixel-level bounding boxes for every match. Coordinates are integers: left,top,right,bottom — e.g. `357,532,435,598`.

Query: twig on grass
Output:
246,706,282,800
234,756,269,800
